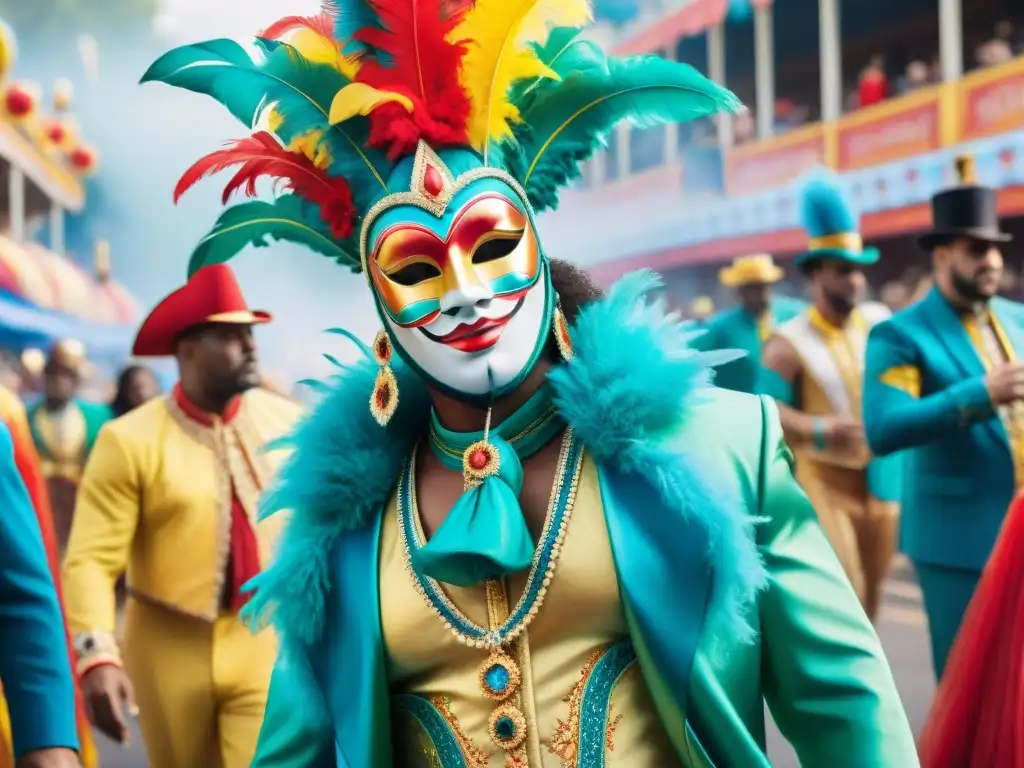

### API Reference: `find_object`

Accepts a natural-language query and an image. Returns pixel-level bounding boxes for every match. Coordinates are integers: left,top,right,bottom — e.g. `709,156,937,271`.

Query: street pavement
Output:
95,559,933,767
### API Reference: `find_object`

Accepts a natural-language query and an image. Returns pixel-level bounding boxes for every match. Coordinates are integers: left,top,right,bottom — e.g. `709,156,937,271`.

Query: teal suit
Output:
252,392,916,767
864,287,1024,675
695,297,807,393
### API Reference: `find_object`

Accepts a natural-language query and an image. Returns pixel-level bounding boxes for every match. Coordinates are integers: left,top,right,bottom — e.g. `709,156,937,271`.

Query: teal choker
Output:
412,386,565,587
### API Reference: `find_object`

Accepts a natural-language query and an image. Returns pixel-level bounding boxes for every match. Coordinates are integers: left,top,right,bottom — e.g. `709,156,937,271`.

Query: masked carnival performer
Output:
0,420,81,768
27,341,111,554
61,265,303,768
0,388,97,768
864,155,1023,678
146,3,916,766
693,255,806,393
760,175,901,621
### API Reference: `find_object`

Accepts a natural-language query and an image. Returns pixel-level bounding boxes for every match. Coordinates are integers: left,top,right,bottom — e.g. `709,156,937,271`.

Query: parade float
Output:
0,18,138,354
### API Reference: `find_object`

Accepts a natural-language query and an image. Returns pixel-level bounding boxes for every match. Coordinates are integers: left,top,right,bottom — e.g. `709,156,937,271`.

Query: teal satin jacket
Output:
864,287,1024,571
694,297,807,394
253,391,915,768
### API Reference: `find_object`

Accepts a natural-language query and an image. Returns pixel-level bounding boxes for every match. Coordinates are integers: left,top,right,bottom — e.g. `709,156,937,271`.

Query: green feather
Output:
187,195,358,277
142,38,392,211
513,54,741,211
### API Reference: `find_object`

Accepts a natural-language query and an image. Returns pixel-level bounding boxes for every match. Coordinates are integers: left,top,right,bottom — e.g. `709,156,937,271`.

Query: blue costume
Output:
864,156,1018,676
694,255,806,394
0,422,79,758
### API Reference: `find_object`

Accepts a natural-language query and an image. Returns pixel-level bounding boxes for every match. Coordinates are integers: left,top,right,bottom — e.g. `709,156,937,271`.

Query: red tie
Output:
227,489,261,613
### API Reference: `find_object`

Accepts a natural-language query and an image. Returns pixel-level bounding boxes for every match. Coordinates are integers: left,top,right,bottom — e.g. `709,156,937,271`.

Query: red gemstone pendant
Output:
469,449,489,470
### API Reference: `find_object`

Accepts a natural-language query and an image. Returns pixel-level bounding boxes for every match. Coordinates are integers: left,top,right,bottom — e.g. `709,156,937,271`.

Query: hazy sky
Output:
155,0,322,41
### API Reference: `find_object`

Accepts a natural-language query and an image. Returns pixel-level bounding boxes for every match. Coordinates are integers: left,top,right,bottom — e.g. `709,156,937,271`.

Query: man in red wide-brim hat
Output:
61,265,303,768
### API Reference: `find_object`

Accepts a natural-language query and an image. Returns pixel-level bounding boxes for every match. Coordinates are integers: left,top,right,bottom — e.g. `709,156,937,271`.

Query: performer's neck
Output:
429,362,551,433
813,300,852,328
177,378,235,418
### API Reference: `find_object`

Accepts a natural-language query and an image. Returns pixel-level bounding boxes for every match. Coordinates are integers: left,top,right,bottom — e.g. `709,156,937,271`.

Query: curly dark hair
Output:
545,258,604,362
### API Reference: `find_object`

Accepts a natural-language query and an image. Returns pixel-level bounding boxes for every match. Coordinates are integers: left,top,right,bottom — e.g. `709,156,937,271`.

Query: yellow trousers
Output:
122,597,276,768
796,459,899,621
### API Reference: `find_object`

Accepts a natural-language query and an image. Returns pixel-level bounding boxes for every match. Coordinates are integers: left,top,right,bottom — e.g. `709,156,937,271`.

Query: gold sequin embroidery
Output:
431,696,490,768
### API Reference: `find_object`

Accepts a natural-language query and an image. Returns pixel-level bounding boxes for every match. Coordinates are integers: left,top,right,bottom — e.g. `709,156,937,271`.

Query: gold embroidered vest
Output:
379,450,681,768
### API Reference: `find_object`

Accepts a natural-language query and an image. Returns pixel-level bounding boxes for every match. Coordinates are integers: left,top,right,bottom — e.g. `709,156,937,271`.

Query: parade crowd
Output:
2,3,1024,768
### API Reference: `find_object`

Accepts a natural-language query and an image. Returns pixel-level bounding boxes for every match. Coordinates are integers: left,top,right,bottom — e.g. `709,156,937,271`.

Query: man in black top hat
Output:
862,155,1024,678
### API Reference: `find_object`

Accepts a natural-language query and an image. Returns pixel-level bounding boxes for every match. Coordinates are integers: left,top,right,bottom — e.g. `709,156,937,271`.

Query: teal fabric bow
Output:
413,387,563,587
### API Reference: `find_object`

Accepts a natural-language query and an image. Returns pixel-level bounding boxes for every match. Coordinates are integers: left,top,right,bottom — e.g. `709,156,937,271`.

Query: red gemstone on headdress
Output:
469,449,489,470
424,164,444,197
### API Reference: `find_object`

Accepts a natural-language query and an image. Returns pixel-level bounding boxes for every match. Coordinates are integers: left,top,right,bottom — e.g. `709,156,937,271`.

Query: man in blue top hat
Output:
760,173,900,621
693,254,806,393
864,155,1024,677
0,420,81,768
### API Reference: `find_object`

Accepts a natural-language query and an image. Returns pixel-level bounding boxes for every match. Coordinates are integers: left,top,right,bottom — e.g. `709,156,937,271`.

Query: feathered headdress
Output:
796,169,879,269
143,0,740,277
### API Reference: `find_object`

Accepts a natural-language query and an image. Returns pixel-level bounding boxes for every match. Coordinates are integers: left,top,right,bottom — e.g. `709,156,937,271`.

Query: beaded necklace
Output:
398,427,584,757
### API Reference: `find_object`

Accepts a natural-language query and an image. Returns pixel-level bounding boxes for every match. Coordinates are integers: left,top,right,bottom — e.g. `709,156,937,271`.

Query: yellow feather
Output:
329,83,414,125
288,28,361,80
288,130,333,169
454,0,592,156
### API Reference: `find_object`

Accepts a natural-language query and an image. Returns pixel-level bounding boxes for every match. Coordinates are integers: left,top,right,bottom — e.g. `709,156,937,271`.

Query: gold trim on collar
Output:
358,141,535,275
808,232,863,252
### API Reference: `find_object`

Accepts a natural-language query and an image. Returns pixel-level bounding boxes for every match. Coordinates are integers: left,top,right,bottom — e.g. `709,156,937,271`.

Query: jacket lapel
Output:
921,287,985,379
991,298,1024,360
324,512,392,768
921,288,1007,449
598,462,711,760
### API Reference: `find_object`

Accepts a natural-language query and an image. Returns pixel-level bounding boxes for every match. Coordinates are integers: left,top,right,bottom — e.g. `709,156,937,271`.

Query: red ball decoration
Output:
69,146,94,170
5,85,34,118
46,123,67,144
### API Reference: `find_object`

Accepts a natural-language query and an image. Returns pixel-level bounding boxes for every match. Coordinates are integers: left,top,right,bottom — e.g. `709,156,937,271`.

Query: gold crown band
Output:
808,232,863,252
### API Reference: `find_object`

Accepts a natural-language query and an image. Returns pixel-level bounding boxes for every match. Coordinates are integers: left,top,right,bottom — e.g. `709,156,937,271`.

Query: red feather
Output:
176,132,356,239
262,13,336,41
352,0,472,157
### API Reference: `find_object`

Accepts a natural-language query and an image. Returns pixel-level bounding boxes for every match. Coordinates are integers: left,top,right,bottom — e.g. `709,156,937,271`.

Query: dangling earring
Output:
552,297,574,362
370,330,398,426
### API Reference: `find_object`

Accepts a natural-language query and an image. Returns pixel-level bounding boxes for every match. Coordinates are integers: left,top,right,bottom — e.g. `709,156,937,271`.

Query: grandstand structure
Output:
540,0,1024,308
0,19,137,354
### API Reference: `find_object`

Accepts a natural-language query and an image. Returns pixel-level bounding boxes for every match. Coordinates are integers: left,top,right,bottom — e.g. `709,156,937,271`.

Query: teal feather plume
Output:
799,169,858,238
187,195,358,277
322,0,383,57
140,39,270,126
142,37,392,208
512,54,740,211
509,26,587,104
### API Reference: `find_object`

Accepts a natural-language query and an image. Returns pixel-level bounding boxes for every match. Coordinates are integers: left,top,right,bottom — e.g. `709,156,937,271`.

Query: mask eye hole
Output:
472,234,522,264
388,261,441,286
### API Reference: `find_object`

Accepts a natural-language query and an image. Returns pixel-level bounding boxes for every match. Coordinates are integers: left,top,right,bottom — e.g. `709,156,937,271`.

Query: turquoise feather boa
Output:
244,269,766,680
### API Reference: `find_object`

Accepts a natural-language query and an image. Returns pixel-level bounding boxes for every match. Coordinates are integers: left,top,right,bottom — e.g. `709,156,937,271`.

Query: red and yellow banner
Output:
961,57,1024,140
835,86,952,171
725,124,828,195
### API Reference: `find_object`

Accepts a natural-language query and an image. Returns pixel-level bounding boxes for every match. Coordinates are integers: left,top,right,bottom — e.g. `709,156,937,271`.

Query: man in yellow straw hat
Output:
693,254,807,393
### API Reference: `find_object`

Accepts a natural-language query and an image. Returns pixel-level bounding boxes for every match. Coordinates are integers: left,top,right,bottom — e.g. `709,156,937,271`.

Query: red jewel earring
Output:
370,330,398,427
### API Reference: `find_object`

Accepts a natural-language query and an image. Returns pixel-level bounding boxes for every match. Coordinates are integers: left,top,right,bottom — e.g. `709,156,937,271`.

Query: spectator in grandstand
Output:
857,54,889,108
976,21,1015,69
898,59,933,94
110,364,161,419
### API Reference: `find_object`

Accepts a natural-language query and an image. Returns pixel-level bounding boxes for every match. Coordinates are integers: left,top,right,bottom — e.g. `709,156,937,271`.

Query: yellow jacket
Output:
62,388,302,669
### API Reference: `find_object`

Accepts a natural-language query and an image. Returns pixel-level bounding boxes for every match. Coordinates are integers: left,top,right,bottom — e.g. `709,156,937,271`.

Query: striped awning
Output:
613,0,775,55
0,235,138,325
